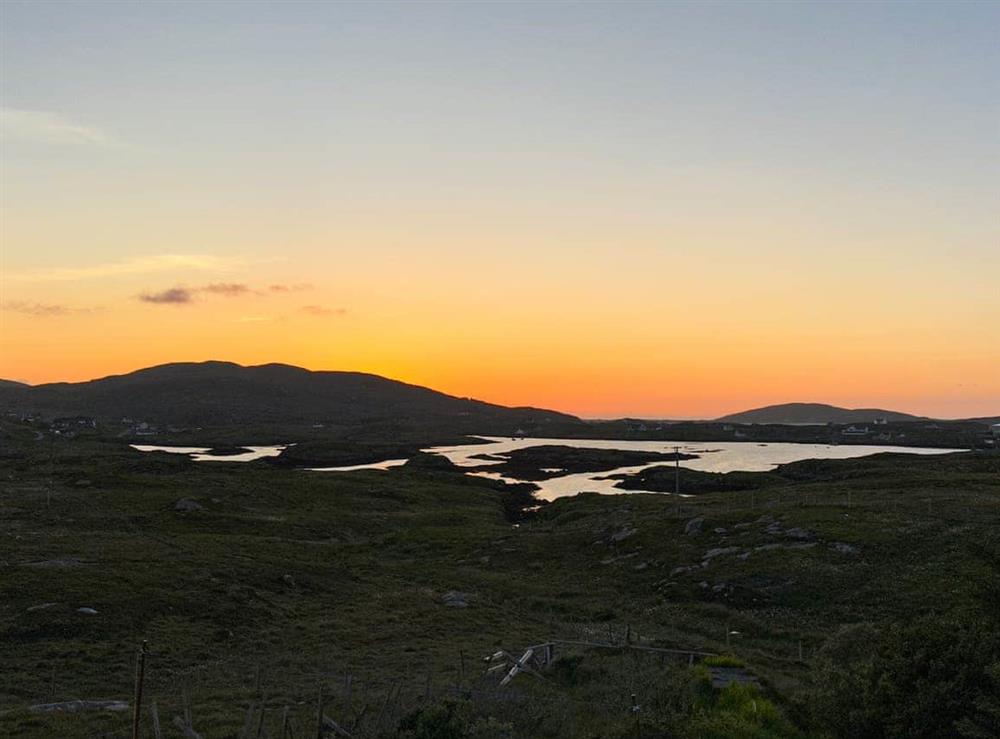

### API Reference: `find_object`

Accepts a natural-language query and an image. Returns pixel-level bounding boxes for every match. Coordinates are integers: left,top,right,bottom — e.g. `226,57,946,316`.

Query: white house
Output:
842,425,871,436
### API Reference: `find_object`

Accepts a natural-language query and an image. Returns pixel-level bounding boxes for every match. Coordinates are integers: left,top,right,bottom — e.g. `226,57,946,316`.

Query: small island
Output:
469,445,698,480
607,465,783,494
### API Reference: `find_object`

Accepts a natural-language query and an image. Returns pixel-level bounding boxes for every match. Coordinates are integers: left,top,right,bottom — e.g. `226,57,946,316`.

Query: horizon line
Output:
2,358,997,422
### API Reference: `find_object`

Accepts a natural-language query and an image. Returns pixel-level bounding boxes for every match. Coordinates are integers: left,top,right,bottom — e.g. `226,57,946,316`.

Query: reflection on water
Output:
131,445,211,455
423,437,963,501
309,459,409,472
130,444,286,462
131,437,962,502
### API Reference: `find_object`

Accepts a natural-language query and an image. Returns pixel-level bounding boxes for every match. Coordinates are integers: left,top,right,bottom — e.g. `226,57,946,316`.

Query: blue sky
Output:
2,1,998,416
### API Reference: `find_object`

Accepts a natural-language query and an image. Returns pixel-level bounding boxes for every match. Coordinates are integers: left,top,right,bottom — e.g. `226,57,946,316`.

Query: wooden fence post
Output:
315,683,324,739
132,640,148,739
150,701,163,739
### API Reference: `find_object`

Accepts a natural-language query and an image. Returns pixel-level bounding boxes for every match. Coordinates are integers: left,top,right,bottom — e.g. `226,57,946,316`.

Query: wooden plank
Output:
544,639,716,658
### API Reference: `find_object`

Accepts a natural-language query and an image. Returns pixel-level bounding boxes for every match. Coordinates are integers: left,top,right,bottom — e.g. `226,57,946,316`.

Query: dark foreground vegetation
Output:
2,418,999,737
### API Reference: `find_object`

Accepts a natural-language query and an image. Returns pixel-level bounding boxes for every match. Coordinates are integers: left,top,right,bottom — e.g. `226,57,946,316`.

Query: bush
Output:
811,616,1000,738
393,702,467,739
685,683,798,739
703,654,746,668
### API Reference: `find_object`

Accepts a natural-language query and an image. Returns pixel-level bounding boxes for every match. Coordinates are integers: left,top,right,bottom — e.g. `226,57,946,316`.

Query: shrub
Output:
810,616,1000,738
704,654,746,668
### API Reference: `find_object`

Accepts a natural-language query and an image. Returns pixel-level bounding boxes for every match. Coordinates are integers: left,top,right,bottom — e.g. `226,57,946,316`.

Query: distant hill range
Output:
0,361,577,436
716,402,927,425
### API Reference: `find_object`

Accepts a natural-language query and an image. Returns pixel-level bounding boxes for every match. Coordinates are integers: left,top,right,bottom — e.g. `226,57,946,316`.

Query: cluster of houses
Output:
120,418,159,436
49,416,98,437
3,412,167,439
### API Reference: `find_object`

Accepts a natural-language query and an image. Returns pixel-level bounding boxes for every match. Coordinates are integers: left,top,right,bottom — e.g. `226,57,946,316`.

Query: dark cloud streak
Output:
2,301,96,317
301,305,346,317
139,282,323,307
138,287,193,304
202,283,254,296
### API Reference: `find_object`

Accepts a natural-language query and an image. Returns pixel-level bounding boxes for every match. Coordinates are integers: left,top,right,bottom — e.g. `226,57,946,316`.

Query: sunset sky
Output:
1,1,998,419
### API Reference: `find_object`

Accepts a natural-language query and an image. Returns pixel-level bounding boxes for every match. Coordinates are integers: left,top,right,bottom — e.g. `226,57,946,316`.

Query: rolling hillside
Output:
0,361,578,435
717,402,926,425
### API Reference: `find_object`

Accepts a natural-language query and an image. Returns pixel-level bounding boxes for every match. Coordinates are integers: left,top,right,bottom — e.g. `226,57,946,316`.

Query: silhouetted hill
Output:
0,379,28,389
0,361,578,435
717,402,926,425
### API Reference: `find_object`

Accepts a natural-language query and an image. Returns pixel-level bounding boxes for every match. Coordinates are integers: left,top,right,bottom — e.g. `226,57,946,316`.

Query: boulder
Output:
684,517,704,536
784,527,815,540
610,526,636,543
31,700,128,713
703,546,740,560
174,498,203,512
26,602,58,612
441,591,469,608
830,542,859,555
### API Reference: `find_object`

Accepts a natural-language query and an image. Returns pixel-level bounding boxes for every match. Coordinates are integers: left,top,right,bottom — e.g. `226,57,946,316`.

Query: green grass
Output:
2,422,999,737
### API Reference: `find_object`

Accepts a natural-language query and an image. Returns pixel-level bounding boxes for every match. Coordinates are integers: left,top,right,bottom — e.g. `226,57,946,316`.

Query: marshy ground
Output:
2,420,998,737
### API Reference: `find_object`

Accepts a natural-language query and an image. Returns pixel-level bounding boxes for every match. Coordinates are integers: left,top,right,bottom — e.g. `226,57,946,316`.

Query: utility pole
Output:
674,446,681,496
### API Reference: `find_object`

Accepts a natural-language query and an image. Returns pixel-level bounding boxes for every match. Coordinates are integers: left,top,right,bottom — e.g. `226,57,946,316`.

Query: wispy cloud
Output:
1,108,114,146
301,305,347,317
2,301,100,317
139,281,324,307
9,254,246,283
139,287,194,305
202,283,255,297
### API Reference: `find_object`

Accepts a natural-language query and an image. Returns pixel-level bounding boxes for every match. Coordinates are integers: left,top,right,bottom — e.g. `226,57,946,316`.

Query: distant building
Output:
874,417,889,425
53,416,96,429
991,424,1000,440
842,425,871,436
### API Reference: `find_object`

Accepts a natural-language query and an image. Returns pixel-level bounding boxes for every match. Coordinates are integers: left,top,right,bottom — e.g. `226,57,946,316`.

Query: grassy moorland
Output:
1,420,998,738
